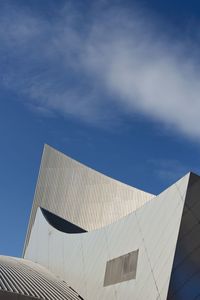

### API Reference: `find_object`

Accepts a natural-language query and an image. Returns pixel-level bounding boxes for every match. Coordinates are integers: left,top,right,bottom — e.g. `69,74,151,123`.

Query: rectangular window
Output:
103,249,139,286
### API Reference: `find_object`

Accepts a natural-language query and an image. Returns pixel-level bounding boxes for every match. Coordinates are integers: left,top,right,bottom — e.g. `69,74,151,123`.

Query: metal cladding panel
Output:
24,144,154,253
167,173,200,300
0,256,83,300
24,173,190,300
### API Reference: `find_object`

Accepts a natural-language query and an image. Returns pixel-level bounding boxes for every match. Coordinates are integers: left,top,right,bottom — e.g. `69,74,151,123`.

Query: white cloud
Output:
1,2,200,137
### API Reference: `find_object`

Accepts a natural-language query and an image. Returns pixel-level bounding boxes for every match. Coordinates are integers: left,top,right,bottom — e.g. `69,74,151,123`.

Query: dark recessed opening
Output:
41,208,87,234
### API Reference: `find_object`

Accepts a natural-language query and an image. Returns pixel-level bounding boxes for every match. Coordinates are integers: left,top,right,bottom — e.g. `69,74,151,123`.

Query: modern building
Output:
1,144,200,299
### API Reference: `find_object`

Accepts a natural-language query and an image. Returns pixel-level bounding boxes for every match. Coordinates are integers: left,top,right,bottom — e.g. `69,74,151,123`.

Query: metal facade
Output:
24,144,154,253
2,145,200,299
24,173,190,300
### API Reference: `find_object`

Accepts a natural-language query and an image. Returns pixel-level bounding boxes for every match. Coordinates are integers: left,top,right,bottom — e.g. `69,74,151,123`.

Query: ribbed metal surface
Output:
24,144,154,253
0,256,83,300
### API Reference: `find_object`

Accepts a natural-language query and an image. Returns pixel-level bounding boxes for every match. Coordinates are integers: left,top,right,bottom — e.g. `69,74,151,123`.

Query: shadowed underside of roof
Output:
0,256,84,300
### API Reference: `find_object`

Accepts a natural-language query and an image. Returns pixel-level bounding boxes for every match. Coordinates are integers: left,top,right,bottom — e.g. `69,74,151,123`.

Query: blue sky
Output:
1,0,200,257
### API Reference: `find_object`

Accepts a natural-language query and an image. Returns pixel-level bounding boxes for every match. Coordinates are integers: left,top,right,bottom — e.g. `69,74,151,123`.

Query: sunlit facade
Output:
1,144,200,299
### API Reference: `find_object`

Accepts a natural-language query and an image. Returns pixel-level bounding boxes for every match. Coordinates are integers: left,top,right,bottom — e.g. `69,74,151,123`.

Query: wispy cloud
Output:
1,2,200,137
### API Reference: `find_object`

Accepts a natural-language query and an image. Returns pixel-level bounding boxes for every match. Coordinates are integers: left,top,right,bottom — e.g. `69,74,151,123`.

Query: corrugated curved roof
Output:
0,256,83,300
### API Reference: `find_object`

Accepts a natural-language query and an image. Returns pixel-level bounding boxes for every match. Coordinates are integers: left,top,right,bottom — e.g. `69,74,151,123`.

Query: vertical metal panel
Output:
167,173,200,300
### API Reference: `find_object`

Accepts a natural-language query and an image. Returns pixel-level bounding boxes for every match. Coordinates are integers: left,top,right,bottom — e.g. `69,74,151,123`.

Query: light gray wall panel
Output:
25,174,190,300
